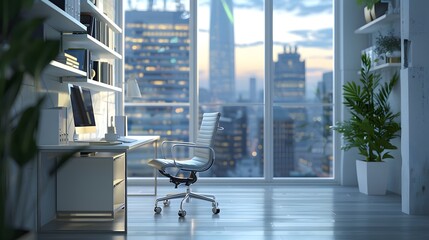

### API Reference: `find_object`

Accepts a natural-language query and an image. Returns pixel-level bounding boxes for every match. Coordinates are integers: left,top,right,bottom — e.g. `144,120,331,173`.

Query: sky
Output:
125,0,333,100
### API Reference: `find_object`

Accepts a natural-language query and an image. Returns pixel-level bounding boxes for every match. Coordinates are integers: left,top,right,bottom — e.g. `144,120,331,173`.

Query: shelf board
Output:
358,63,401,74
61,77,122,92
62,34,122,60
30,0,87,32
81,0,122,33
355,13,400,34
44,61,87,77
371,62,401,71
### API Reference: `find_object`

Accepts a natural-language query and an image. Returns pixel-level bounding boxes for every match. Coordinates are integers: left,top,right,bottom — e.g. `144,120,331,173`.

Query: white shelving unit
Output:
34,0,123,92
355,13,400,34
371,62,401,71
355,12,401,72
30,0,87,32
35,0,125,232
62,34,122,60
61,77,122,92
45,60,87,77
81,0,122,33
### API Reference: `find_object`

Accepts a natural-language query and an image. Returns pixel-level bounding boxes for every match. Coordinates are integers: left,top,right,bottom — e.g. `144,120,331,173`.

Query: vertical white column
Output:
401,0,429,215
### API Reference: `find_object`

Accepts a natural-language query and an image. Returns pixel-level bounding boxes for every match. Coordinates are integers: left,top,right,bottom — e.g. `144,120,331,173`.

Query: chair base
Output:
154,186,220,217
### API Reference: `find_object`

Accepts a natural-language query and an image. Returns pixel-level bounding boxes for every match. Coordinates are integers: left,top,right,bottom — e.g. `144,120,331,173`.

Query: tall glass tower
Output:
209,0,235,103
273,45,308,177
124,10,190,177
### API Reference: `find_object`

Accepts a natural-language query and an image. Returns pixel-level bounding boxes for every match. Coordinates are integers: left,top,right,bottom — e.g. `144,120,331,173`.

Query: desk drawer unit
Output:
56,152,125,218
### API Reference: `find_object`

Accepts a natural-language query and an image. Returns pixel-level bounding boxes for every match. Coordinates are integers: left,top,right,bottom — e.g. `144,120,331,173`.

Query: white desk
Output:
37,135,159,233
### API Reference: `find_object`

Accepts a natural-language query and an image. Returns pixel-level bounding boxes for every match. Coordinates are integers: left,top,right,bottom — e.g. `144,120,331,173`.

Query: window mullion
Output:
264,0,273,182
190,0,198,142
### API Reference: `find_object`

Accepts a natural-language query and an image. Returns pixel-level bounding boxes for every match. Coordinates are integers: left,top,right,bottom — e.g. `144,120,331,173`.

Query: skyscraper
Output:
124,10,190,176
272,45,308,177
274,45,306,102
125,10,189,103
210,106,248,177
209,0,235,102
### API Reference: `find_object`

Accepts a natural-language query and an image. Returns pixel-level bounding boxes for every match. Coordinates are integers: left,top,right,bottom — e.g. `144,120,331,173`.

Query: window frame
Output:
126,0,339,186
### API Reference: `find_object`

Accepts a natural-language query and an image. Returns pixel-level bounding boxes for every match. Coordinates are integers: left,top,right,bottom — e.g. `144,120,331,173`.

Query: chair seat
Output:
148,157,209,172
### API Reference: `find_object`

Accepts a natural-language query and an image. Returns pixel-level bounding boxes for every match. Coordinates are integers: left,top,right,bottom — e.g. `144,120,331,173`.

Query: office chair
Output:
147,112,222,217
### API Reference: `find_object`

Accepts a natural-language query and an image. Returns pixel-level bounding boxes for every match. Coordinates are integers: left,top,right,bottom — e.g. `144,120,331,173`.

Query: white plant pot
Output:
356,160,388,195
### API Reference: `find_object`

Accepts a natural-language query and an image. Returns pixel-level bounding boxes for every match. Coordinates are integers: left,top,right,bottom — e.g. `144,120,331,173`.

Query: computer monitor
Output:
69,85,96,134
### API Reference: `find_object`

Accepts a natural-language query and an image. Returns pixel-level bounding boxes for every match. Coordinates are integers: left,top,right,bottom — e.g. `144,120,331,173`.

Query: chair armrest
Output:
171,143,215,169
160,140,195,159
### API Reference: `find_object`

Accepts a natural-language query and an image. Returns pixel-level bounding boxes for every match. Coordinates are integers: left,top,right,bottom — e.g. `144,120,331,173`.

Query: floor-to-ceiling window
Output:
272,1,333,177
197,0,265,177
124,0,333,180
124,1,191,177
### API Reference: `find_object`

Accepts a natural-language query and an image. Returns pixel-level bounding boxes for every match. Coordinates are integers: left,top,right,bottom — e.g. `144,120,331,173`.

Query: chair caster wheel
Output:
178,210,186,217
212,207,220,214
154,206,162,214
163,200,170,206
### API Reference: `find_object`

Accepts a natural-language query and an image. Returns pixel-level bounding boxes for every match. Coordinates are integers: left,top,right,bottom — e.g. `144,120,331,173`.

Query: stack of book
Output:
56,52,80,69
64,49,91,76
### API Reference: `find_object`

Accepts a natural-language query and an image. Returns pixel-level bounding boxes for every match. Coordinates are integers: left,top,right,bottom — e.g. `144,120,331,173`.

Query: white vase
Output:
386,50,401,58
356,160,388,195
386,50,401,63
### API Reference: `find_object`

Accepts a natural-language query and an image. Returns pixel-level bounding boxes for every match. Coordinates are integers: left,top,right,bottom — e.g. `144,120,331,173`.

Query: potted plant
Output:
375,32,401,64
332,54,400,195
357,0,388,23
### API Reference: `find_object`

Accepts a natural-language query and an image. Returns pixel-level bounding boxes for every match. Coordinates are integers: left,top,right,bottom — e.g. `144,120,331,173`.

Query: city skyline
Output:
125,0,333,100
123,0,333,178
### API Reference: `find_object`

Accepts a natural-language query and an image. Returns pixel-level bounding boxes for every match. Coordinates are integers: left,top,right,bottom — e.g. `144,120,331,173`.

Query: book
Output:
64,49,91,76
64,61,79,69
63,52,78,61
80,13,96,37
92,60,113,85
56,53,79,63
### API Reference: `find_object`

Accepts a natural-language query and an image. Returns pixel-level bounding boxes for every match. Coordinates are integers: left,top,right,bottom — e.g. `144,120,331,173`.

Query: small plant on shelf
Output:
375,32,401,62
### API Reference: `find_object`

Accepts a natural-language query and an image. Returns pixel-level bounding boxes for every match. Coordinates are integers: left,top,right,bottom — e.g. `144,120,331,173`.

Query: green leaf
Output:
10,96,45,167
383,152,394,159
23,40,60,77
1,71,25,116
1,0,35,42
332,53,400,162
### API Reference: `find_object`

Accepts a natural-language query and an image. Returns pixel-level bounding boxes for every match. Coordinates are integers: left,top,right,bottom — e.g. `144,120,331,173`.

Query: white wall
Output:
337,0,402,194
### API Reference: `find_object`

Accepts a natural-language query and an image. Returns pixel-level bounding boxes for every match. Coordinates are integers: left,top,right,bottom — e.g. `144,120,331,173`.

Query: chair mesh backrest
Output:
194,112,221,161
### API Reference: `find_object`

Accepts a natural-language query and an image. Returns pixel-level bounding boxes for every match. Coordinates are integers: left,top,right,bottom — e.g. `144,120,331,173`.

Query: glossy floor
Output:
38,184,429,240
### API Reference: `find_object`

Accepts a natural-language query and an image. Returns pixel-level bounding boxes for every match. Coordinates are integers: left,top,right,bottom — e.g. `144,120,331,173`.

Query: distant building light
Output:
170,37,178,43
